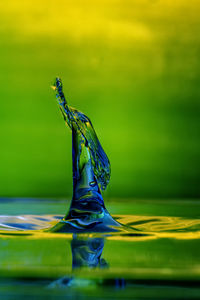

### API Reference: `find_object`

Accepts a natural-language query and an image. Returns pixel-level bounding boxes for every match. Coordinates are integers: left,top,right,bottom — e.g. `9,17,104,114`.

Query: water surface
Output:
0,199,200,299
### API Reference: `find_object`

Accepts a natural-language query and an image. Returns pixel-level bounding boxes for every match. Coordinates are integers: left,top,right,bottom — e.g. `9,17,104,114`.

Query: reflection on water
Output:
48,234,109,289
0,212,200,299
71,235,107,269
0,214,200,240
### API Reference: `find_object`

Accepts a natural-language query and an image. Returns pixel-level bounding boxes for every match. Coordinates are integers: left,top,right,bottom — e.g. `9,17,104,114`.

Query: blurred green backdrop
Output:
0,0,199,199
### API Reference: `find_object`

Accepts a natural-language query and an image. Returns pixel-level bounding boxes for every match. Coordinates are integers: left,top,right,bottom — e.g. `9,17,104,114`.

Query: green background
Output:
0,0,199,199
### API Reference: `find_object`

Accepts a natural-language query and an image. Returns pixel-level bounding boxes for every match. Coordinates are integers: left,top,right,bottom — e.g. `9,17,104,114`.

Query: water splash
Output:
51,78,120,232
52,78,110,190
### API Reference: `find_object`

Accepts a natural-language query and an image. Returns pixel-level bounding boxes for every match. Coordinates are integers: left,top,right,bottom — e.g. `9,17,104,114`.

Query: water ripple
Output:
0,214,200,240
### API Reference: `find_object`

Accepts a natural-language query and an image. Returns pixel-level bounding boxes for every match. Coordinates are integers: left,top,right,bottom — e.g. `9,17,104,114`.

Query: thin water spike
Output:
50,77,121,232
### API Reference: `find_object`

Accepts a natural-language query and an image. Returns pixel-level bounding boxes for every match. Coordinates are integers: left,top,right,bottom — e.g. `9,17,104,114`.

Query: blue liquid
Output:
51,78,120,232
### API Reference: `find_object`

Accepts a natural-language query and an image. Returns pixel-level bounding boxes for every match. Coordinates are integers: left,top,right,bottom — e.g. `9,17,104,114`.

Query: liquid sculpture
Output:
51,78,120,232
